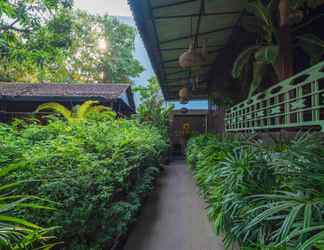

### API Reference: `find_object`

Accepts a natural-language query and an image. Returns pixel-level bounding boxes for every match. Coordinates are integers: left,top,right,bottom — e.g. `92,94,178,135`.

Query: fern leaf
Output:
77,100,99,120
89,105,111,113
89,106,116,119
35,103,73,123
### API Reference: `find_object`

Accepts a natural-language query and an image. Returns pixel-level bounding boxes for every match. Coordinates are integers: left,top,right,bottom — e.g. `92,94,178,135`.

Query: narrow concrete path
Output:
124,160,225,250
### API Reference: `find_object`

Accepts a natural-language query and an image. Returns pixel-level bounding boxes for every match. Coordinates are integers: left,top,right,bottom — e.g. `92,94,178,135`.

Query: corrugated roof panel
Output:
153,0,200,16
129,0,247,100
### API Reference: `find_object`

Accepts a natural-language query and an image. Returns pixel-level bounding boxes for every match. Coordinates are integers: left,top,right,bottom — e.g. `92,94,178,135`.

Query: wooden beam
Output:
160,44,224,51
160,26,235,44
152,0,198,10
166,70,190,76
154,11,241,20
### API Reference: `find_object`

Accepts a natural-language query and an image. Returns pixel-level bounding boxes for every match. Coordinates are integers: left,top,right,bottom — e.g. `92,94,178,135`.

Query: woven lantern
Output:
178,42,207,69
179,87,189,104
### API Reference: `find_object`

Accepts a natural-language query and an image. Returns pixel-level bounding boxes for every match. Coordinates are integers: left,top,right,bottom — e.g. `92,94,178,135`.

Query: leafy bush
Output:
0,164,59,250
134,76,173,138
1,113,168,249
186,133,324,250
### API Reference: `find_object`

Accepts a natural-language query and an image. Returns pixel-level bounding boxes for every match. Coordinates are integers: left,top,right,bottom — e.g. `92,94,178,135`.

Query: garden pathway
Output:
123,160,225,250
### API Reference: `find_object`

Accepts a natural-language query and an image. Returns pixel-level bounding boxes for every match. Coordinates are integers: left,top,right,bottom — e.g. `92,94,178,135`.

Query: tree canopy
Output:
0,1,143,83
0,0,73,82
66,11,143,83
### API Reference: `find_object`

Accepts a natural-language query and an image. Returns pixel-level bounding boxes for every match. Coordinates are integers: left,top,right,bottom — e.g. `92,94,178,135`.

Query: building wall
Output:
207,109,226,134
169,109,225,155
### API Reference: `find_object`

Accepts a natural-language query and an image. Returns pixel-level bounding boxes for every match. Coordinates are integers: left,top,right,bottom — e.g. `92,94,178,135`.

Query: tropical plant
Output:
0,164,58,249
186,132,324,250
1,111,168,249
233,0,324,98
134,76,174,137
233,0,279,97
297,34,324,65
35,100,115,123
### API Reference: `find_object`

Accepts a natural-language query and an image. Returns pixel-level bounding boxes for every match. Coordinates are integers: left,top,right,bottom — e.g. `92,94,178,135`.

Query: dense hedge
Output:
0,113,168,250
186,133,324,250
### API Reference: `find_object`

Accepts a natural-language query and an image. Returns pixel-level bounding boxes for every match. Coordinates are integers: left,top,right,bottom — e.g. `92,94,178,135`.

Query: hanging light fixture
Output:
178,40,208,69
179,86,189,104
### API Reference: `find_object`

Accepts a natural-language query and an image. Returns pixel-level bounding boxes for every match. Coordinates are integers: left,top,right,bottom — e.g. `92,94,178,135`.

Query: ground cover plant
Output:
186,133,324,250
0,110,168,250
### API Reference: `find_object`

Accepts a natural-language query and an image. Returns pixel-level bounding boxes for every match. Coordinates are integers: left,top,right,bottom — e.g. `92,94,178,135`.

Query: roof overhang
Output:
0,82,136,113
129,0,247,101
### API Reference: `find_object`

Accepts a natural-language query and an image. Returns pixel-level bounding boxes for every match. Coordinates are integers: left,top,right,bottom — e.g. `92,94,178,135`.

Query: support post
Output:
277,0,294,81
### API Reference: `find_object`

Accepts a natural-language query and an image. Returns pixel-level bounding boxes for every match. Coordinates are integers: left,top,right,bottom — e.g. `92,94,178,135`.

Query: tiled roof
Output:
0,82,130,101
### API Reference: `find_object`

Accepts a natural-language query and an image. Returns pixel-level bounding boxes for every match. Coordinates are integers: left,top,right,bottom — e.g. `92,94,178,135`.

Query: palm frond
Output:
232,46,260,79
35,103,73,123
77,100,99,119
297,34,324,65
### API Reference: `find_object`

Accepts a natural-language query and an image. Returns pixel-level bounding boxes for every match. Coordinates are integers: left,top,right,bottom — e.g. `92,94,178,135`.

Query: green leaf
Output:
232,46,260,79
298,231,324,250
304,204,312,229
248,61,268,97
298,34,324,65
0,215,42,230
279,204,303,240
255,46,279,65
77,100,99,119
35,102,73,123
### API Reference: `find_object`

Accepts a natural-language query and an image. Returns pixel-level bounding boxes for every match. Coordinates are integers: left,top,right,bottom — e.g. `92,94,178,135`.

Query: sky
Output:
74,0,132,16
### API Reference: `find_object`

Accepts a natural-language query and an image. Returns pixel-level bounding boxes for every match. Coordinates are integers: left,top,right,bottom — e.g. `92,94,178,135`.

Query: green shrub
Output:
1,113,168,249
186,133,324,250
0,163,60,250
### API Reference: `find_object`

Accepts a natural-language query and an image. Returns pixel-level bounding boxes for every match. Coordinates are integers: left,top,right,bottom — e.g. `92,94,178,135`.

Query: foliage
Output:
0,0,73,33
0,5,143,83
66,11,144,83
134,77,174,137
298,34,324,65
35,100,114,123
186,133,324,250
233,0,324,98
233,0,279,98
0,162,58,249
1,112,168,249
0,1,73,82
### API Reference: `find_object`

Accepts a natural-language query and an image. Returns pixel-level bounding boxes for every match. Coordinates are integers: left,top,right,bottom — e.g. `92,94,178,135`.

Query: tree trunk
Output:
277,0,294,81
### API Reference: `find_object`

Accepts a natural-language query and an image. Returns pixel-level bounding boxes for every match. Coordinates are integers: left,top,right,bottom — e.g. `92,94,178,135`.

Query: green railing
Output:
225,61,324,132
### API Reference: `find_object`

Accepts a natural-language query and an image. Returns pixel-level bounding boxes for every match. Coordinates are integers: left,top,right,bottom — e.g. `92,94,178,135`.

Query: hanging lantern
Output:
179,87,189,104
178,41,208,69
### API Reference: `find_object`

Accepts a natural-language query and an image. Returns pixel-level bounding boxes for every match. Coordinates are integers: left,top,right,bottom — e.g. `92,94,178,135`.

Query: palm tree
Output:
35,100,114,123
